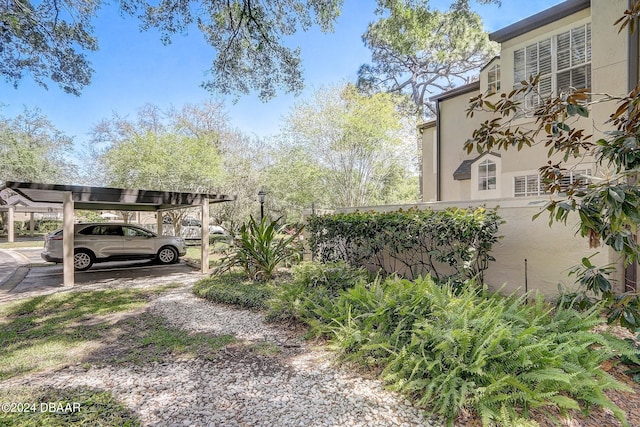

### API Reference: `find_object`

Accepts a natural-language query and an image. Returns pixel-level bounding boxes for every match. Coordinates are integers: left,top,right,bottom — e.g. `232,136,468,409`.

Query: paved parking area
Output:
0,245,199,303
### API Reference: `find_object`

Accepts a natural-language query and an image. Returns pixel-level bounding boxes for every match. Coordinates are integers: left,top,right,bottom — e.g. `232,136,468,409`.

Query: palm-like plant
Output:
215,216,303,280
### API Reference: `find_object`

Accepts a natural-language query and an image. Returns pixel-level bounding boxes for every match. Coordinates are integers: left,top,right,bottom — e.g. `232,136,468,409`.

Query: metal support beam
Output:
201,198,210,274
62,192,74,286
7,206,14,243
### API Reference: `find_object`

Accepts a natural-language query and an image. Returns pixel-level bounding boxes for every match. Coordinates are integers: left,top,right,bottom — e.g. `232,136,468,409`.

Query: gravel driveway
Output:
0,272,438,427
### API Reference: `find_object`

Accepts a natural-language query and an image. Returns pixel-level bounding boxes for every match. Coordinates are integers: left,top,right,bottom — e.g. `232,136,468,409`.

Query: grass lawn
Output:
0,284,235,426
0,240,44,249
184,245,226,268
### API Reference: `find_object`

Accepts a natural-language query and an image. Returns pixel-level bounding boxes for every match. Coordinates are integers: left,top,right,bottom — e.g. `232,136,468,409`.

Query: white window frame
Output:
478,159,497,191
513,168,591,197
513,23,591,109
487,64,501,93
514,174,543,197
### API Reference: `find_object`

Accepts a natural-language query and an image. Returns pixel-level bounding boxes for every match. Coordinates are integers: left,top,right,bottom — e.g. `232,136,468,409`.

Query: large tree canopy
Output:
358,1,498,116
2,0,500,100
1,0,342,98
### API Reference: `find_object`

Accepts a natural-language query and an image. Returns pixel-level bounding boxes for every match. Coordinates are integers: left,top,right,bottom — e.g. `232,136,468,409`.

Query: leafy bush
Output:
294,275,634,426
215,216,303,280
306,206,501,282
193,272,275,310
557,254,640,330
266,261,369,324
36,220,63,233
291,261,370,296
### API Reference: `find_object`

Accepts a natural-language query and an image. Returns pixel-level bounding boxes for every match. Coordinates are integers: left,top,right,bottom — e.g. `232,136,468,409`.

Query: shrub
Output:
37,220,63,233
292,261,370,296
193,272,275,310
299,275,634,426
215,216,303,280
306,206,501,282
266,261,369,324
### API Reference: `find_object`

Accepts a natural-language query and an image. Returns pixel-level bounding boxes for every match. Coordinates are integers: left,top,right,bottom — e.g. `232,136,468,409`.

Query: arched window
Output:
478,159,496,190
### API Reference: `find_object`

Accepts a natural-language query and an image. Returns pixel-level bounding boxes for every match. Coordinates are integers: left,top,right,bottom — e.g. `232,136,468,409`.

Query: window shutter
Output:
526,175,540,195
557,31,571,70
514,49,525,83
571,26,586,66
539,39,552,75
526,43,539,76
514,176,526,196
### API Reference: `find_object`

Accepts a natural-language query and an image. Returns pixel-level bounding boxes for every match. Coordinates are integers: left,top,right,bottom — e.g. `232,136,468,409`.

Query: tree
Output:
209,134,270,232
263,144,329,220
0,107,76,230
90,103,226,234
3,0,501,100
0,0,98,95
1,0,341,98
282,83,418,208
0,107,76,184
464,2,640,328
358,0,498,116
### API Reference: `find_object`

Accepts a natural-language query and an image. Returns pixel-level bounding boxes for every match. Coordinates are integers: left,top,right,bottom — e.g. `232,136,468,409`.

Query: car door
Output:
122,225,157,257
80,224,124,259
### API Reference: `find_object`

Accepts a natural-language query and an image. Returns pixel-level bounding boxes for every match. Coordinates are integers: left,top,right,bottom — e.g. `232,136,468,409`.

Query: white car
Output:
42,223,187,271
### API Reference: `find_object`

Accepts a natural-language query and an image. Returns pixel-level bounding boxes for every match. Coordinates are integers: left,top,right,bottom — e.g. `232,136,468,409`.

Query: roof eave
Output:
489,0,590,44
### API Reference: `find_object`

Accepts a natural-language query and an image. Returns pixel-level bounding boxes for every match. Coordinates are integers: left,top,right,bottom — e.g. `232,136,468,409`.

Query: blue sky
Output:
0,0,564,146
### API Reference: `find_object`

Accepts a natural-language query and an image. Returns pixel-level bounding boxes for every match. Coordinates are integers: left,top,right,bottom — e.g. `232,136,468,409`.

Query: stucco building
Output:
417,0,638,294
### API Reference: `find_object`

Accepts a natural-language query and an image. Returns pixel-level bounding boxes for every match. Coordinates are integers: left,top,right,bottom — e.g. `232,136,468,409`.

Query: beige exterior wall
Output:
590,0,629,136
419,122,437,202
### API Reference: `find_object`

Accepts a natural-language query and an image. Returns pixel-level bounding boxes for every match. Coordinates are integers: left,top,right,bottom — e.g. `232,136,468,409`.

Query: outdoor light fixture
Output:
258,189,267,220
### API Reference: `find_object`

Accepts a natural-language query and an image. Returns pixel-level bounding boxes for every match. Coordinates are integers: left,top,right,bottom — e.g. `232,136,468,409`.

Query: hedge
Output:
306,206,502,282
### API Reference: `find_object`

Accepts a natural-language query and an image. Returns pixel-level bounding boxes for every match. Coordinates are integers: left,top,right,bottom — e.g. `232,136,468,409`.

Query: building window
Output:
487,64,500,92
513,169,591,197
556,24,591,93
514,175,543,197
478,159,496,191
513,23,590,109
557,168,592,192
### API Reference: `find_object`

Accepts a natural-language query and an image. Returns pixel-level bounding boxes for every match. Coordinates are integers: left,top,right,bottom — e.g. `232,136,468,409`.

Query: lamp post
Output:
257,190,267,221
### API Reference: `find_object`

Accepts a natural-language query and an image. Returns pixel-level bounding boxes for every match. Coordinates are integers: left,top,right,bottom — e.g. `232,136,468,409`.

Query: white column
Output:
62,192,75,286
7,206,14,243
201,198,210,274
29,212,35,237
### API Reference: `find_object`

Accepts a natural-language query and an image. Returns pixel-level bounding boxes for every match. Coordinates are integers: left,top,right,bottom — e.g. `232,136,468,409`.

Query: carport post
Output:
7,206,14,243
62,191,75,286
157,212,163,236
201,198,210,274
29,212,35,237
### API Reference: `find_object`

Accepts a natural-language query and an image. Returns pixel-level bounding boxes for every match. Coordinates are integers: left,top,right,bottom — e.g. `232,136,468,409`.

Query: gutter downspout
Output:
436,100,442,201
626,0,640,292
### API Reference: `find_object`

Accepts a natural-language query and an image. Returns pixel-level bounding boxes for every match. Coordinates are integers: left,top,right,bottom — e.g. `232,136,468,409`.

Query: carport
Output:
1,181,236,285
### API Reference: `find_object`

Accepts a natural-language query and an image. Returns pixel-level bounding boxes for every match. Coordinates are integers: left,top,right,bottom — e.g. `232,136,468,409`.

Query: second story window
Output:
487,64,501,92
514,23,591,108
478,159,496,191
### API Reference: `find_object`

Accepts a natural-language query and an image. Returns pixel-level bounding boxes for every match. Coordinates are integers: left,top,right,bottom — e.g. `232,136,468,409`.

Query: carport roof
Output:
2,181,236,211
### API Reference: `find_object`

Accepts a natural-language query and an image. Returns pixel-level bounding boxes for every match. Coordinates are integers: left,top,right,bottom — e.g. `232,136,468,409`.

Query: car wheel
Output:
157,246,178,264
74,249,94,271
